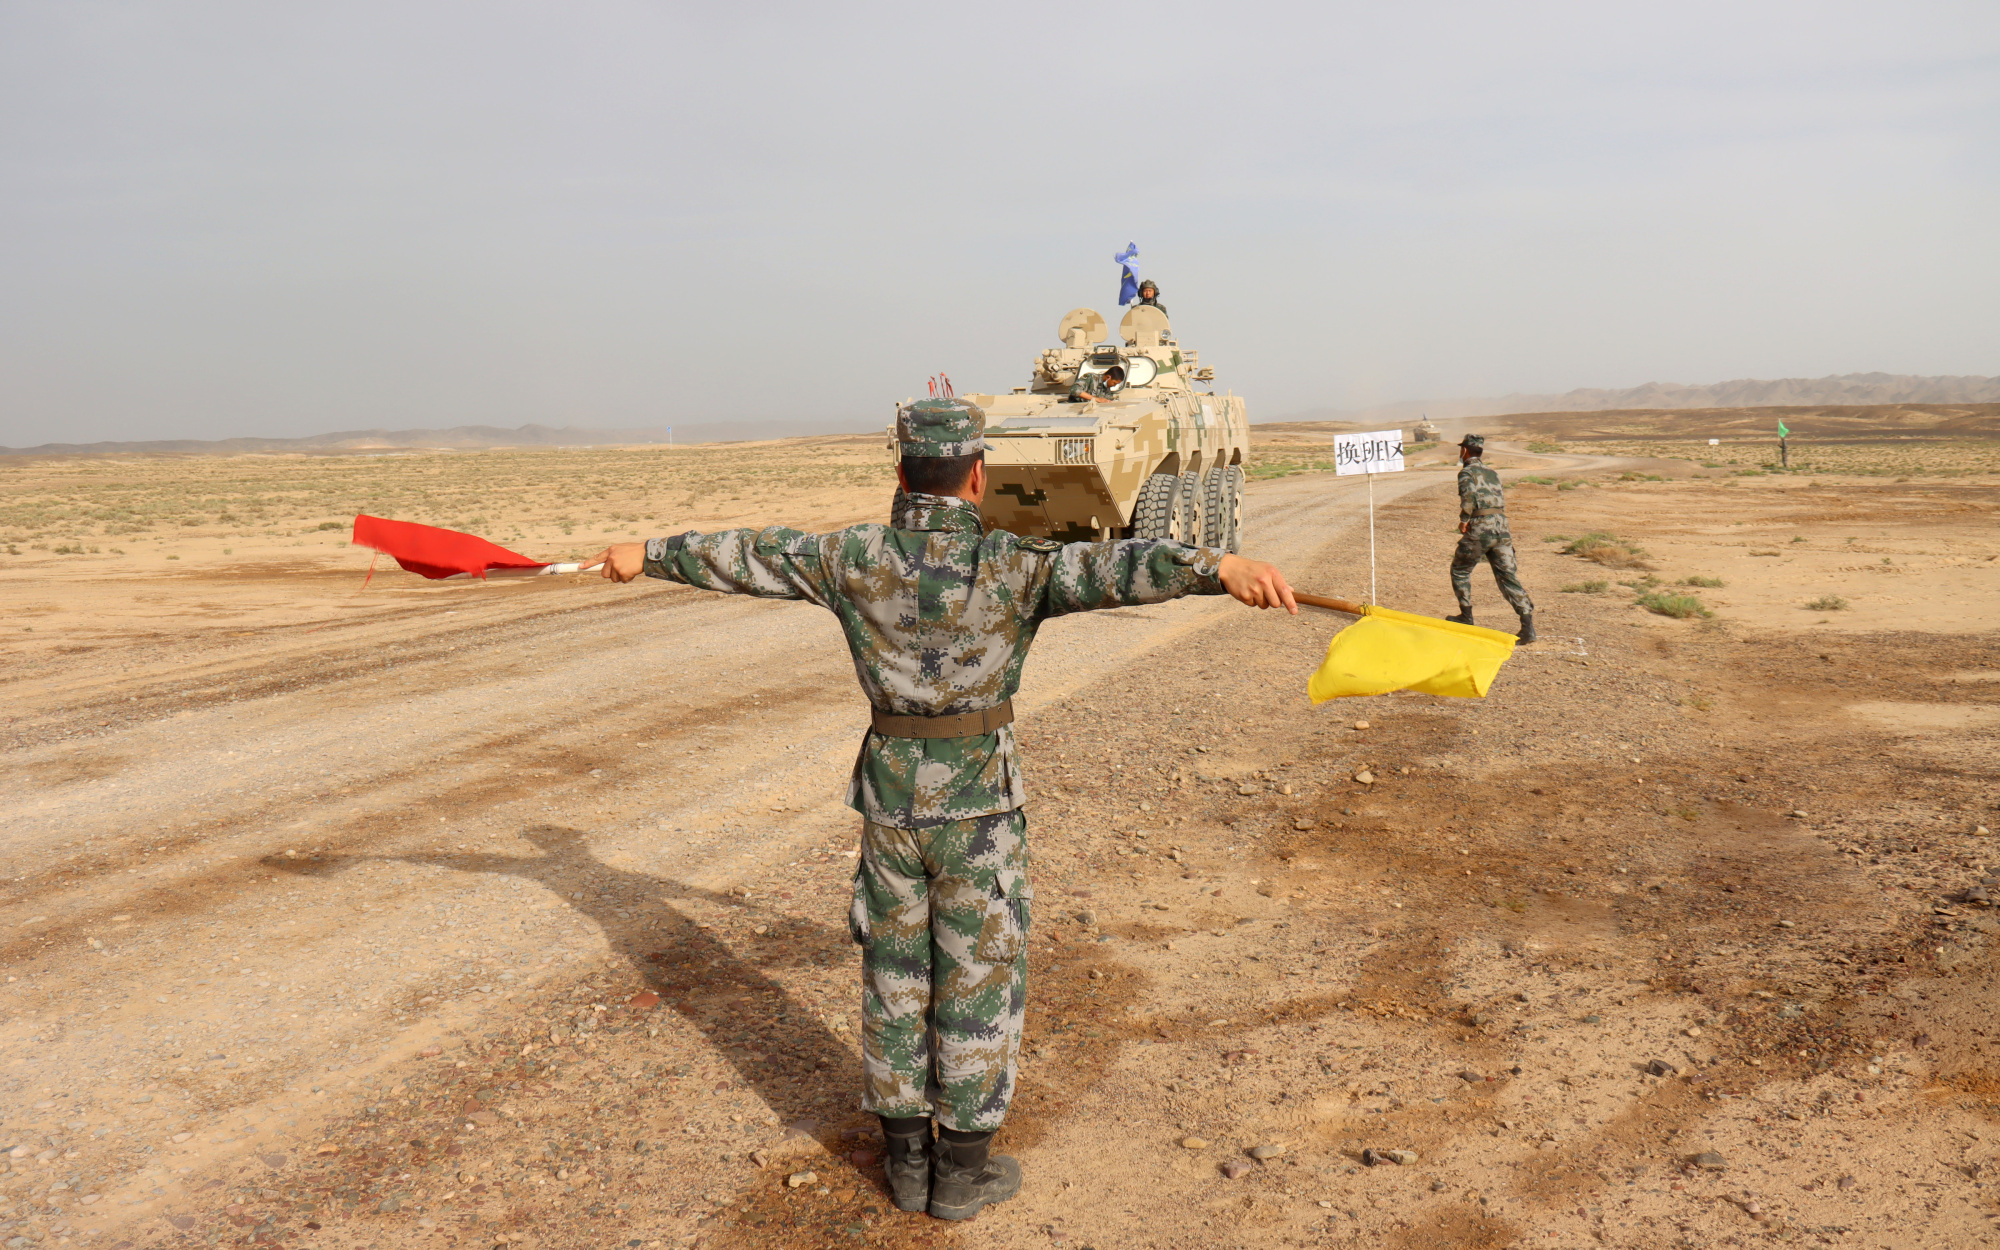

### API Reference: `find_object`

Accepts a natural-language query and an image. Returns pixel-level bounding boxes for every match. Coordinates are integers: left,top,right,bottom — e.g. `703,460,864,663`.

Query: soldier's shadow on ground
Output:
274,823,858,1132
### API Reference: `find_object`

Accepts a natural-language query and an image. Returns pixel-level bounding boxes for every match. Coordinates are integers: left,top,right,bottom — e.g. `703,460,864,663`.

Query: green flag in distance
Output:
1777,420,1790,438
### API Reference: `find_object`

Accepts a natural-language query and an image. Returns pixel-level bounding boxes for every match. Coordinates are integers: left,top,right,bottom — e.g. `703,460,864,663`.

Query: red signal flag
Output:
349,514,549,581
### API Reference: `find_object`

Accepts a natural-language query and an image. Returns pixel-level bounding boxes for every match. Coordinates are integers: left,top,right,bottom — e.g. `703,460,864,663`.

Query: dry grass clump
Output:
1561,579,1610,594
1636,590,1712,619
1805,594,1850,611
1560,531,1650,569
1681,575,1725,588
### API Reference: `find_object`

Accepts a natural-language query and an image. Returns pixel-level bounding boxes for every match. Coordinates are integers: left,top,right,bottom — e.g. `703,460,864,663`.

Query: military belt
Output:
1465,507,1506,518
870,701,1015,739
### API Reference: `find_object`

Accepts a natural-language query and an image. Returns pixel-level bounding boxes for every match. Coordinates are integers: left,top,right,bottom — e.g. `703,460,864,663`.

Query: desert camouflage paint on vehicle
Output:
887,304,1251,550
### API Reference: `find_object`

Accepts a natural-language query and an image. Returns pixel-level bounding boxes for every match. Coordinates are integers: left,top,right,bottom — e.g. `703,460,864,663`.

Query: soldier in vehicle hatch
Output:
1134,280,1167,317
589,398,1298,1222
1068,363,1125,404
1446,432,1536,641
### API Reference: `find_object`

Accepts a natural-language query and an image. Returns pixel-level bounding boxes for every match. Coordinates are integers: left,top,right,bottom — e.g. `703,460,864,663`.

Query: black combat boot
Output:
928,1127,1021,1221
1516,613,1537,643
879,1115,932,1213
1445,607,1474,626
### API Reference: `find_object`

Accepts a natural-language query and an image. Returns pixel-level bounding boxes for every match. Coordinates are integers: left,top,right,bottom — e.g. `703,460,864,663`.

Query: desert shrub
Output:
1542,534,1569,543
315,520,344,531
1790,536,1807,543
1806,595,1849,611
1527,440,1565,454
1519,476,1556,485
1562,532,1649,568
1556,479,1583,491
1636,591,1712,619
1681,575,1725,588
1561,580,1610,594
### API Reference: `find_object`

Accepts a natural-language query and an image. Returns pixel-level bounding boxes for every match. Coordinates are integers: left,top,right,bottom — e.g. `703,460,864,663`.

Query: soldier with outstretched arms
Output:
591,398,1296,1220
1445,432,1536,642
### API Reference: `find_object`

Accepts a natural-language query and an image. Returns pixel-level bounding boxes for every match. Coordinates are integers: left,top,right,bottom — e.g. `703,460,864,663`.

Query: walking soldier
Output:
1446,433,1536,642
590,398,1297,1219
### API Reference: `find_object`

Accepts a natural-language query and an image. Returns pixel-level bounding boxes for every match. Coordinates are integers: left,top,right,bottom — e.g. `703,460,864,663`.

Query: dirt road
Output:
4,450,1998,1250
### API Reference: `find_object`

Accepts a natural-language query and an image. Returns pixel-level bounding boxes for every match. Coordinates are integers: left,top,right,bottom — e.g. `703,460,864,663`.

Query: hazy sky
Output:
3,2,1996,445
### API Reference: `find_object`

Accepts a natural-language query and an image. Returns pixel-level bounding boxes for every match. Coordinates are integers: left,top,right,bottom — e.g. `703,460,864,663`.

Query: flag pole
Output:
1367,470,1377,606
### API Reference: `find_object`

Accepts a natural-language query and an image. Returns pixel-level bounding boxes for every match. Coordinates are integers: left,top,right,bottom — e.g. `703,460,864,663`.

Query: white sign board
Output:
1334,429,1406,476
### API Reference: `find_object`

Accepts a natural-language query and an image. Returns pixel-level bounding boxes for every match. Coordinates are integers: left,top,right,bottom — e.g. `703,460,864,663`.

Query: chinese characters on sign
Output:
1333,430,1406,476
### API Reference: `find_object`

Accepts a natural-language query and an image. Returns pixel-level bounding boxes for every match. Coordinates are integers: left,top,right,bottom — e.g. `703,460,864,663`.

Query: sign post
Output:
1333,429,1407,606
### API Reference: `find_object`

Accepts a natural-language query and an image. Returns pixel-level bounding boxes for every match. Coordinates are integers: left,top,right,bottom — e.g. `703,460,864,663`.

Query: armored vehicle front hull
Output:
969,391,1246,547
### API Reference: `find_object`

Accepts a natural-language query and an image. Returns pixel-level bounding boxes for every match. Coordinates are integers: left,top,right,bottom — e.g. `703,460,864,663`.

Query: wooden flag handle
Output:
1295,593,1367,616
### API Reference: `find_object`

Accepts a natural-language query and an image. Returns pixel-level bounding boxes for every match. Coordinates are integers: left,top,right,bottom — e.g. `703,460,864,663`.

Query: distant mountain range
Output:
6,372,1994,456
0,418,843,457
1288,372,2000,425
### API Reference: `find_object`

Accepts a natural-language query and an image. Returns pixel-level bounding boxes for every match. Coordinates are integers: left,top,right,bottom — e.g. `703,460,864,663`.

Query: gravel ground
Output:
3,448,1996,1250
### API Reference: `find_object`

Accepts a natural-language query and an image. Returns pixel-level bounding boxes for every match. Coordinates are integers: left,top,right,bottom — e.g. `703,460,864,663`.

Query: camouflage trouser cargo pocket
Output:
971,871,1032,964
854,809,1030,1133
847,868,872,947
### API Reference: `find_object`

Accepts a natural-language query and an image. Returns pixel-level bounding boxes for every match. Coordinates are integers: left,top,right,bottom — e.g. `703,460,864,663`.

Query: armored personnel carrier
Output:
1411,416,1442,444
892,304,1250,549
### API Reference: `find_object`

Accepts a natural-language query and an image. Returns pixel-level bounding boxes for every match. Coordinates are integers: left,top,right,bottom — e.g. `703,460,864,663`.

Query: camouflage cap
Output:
1458,433,1485,452
1138,278,1159,293
897,398,986,458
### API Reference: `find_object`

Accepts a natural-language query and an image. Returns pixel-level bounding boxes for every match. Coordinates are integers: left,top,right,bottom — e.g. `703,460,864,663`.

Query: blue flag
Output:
1114,242,1139,305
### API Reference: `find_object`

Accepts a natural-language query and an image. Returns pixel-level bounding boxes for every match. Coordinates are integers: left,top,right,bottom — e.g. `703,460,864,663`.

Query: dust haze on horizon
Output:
2,1,1996,448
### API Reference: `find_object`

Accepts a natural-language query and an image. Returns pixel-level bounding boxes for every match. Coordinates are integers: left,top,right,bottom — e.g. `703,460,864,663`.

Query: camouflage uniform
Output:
1136,290,1167,317
642,398,1226,1131
1451,452,1534,617
1067,372,1120,404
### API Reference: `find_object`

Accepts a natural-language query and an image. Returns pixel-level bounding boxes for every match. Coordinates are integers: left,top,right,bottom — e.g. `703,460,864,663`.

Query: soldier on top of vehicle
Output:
1134,280,1166,317
1067,363,1126,404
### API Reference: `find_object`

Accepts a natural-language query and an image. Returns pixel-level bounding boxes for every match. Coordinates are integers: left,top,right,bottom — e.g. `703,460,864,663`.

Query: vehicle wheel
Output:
1222,465,1245,553
1199,466,1229,547
1177,471,1203,543
1131,471,1182,541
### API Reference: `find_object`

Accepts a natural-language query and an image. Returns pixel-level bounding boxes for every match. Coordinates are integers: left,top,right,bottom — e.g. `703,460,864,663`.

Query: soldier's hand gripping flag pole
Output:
349,515,603,583
1297,593,1518,701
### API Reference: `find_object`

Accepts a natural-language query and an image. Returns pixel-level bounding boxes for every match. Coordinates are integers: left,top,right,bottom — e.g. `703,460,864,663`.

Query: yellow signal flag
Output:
1306,605,1518,702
